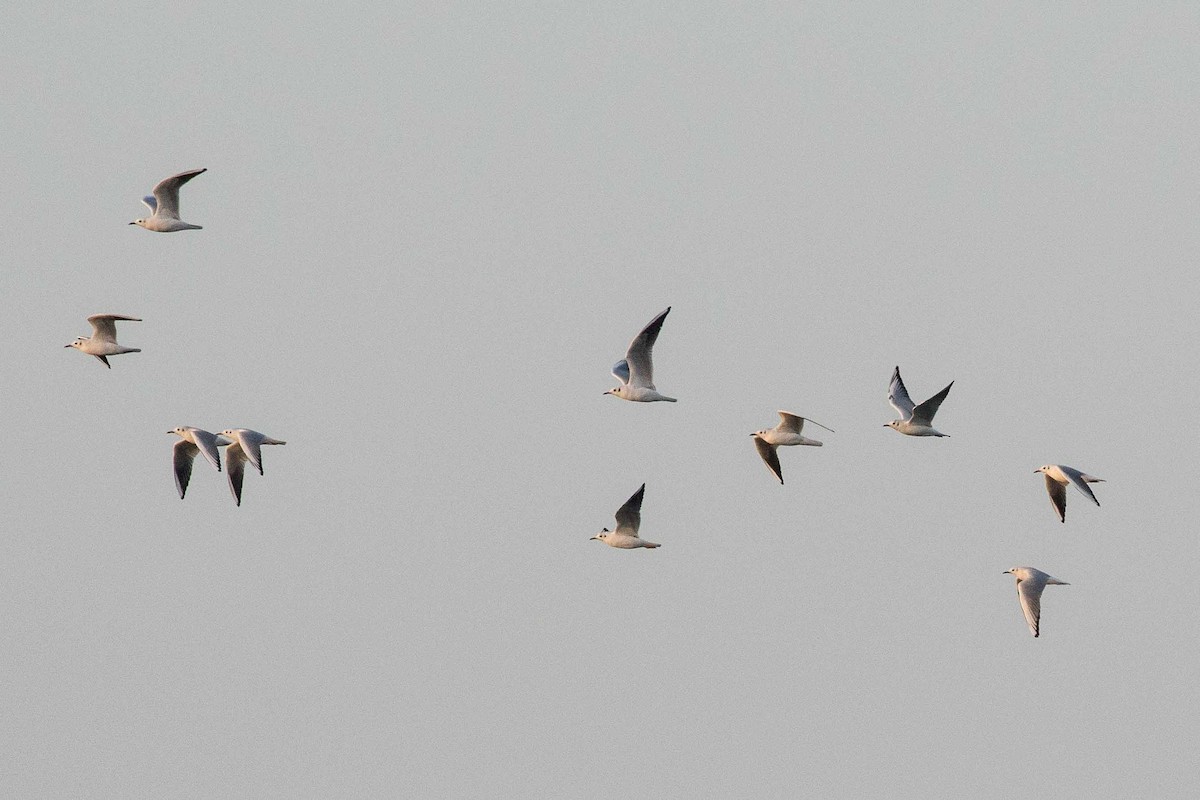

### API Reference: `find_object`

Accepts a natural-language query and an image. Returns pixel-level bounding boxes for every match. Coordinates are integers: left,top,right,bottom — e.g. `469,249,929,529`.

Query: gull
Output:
1004,567,1069,637
885,366,953,437
129,168,206,232
751,411,835,484
168,427,228,499
218,429,287,476
1035,464,1104,523
591,484,660,549
65,314,142,368
219,429,286,507
605,307,676,402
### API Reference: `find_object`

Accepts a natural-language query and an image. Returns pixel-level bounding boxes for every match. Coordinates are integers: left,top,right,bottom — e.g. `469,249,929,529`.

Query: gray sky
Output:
3,2,1199,797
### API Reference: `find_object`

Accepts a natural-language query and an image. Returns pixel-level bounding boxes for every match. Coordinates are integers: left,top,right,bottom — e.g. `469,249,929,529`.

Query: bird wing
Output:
173,439,198,499
1016,578,1044,637
225,443,247,506
777,411,835,435
150,168,206,220
190,429,223,472
1044,473,1067,523
887,366,915,419
754,436,783,484
624,307,670,389
141,195,158,214
87,314,140,343
1060,465,1102,507
229,430,265,475
910,381,953,426
613,483,645,536
611,359,631,385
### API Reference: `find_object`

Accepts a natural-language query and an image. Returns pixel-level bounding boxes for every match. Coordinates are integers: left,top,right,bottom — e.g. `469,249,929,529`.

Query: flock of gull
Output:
69,168,1102,638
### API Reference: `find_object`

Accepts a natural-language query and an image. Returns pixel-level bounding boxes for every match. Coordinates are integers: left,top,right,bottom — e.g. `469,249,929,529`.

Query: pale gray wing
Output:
910,381,953,426
777,411,835,435
151,168,206,220
614,483,645,536
624,307,670,389
754,436,783,484
190,429,223,472
888,366,915,419
225,443,247,506
173,439,198,499
86,314,140,343
141,195,158,213
231,430,265,475
1016,578,1045,637
611,359,631,385
1044,474,1067,523
1060,465,1101,507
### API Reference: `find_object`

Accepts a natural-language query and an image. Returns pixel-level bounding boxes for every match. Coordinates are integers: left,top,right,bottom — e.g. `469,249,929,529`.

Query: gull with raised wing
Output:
604,307,676,402
1004,567,1069,637
885,366,953,437
168,427,227,499
591,484,660,549
65,314,142,368
751,411,834,485
1035,464,1104,523
129,168,206,232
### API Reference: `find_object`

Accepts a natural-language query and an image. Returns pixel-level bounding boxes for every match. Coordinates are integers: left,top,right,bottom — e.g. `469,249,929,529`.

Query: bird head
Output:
590,528,610,542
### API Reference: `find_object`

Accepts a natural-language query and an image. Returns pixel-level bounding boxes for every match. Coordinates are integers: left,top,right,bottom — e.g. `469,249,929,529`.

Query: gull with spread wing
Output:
1004,567,1069,637
885,366,953,437
129,168,206,232
751,411,834,485
591,484,660,549
168,427,228,499
605,307,676,402
65,314,142,368
219,429,287,507
1035,464,1104,523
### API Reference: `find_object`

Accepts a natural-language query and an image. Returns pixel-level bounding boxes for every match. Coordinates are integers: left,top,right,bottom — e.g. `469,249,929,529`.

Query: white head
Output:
168,427,189,438
1004,567,1027,580
885,420,901,430
1034,465,1051,474
590,527,611,542
604,387,626,398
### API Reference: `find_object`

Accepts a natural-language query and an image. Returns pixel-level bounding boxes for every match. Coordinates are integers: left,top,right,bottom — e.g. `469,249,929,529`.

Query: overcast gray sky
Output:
3,2,1199,797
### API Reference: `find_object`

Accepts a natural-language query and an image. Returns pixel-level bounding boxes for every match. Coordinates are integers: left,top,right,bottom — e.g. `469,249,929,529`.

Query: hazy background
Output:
3,2,1198,797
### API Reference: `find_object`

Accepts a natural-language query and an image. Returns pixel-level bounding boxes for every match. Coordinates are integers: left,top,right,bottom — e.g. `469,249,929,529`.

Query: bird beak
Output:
589,536,599,541
128,221,136,225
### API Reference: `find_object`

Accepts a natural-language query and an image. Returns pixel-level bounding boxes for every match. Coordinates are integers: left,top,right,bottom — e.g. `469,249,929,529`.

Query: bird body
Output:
65,314,142,367
885,366,953,437
751,411,834,484
605,307,676,403
129,168,206,232
1035,464,1104,523
591,484,660,548
1004,567,1069,637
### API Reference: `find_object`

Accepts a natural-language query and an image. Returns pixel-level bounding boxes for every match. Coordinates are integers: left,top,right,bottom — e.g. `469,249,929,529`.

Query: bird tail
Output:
642,542,661,548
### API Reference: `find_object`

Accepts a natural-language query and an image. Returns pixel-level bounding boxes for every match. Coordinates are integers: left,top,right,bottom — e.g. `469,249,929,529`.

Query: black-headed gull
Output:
219,429,287,507
1004,567,1069,637
885,366,953,437
605,307,676,403
751,411,834,485
65,314,141,368
168,427,227,499
591,484,660,549
1035,464,1104,523
129,168,206,232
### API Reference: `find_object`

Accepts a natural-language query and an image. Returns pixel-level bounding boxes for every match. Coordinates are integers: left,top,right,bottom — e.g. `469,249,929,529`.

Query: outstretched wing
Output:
86,314,141,343
141,195,158,214
888,366,915,419
1044,474,1067,523
614,483,645,536
910,381,953,426
753,436,783,484
611,359,631,385
173,440,198,499
624,307,670,389
777,411,835,435
150,168,206,220
1016,579,1044,637
190,429,224,472
1060,465,1102,507
225,443,247,506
